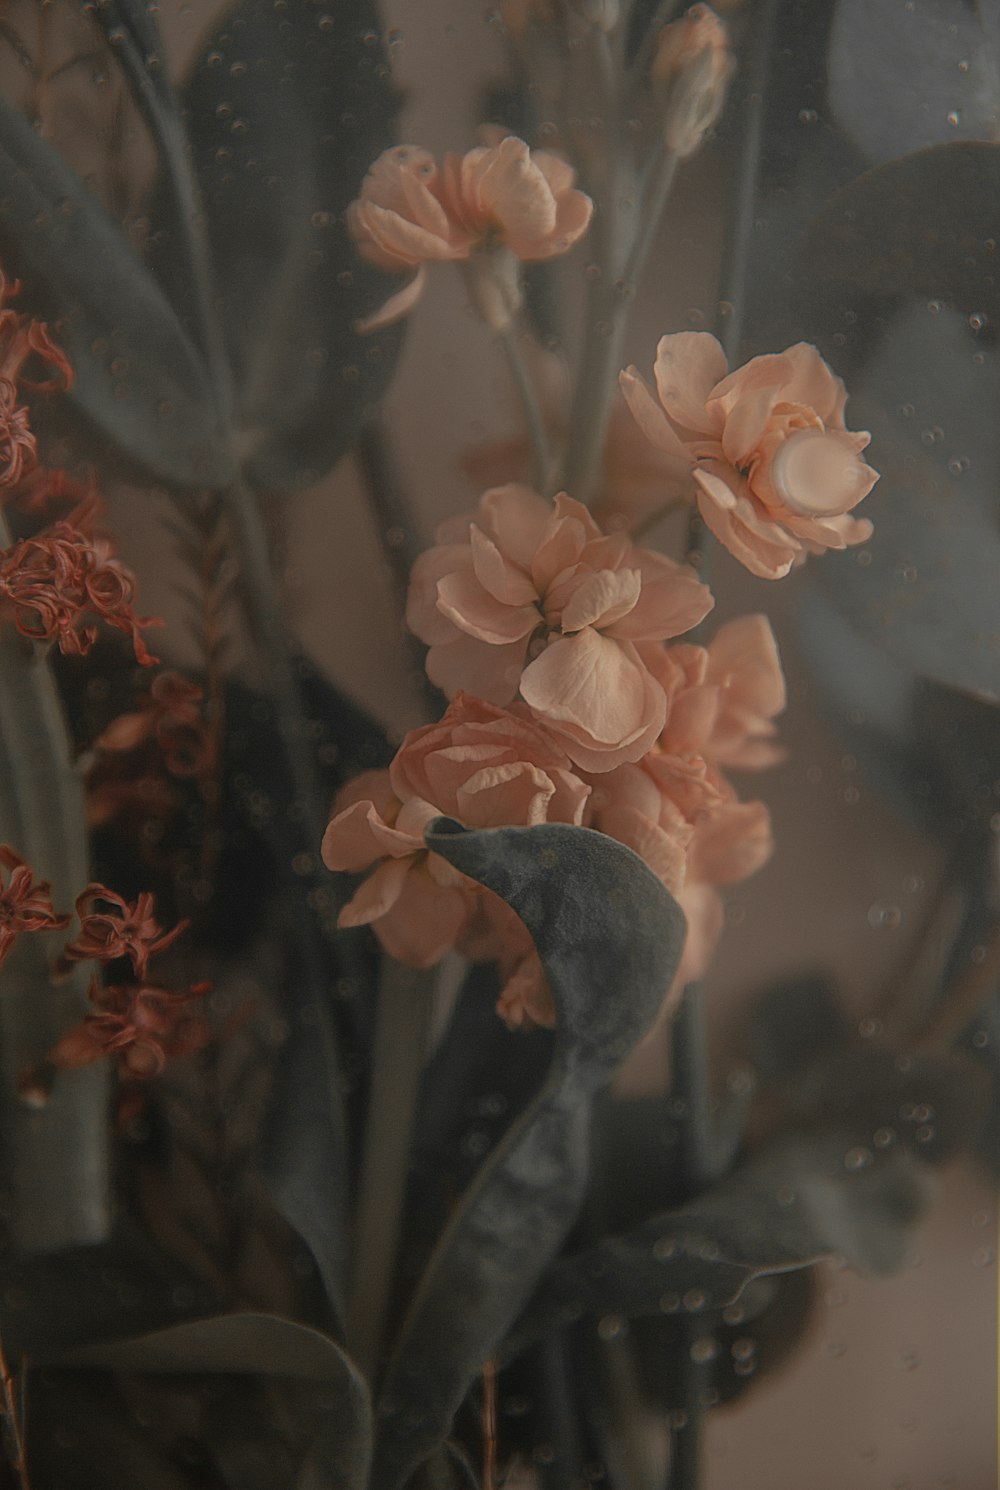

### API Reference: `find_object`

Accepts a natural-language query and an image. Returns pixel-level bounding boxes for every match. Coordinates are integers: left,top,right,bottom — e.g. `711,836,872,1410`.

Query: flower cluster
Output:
348,136,592,329
621,333,878,578
0,520,162,664
21,884,208,1099
0,269,72,492
324,484,783,1028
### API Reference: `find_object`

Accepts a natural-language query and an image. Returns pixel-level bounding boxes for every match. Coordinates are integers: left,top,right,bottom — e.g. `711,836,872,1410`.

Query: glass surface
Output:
0,2,994,1487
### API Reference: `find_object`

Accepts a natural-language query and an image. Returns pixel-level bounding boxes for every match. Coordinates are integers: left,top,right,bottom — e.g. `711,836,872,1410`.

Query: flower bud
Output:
652,4,735,158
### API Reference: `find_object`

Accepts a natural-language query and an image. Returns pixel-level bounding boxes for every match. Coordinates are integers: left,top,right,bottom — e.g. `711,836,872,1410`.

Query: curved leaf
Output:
802,144,1000,318
54,1312,372,1490
150,0,404,495
0,95,231,488
503,1046,985,1360
371,819,686,1490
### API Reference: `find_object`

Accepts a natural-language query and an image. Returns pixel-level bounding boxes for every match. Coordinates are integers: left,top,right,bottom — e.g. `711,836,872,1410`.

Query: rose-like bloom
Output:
621,333,879,579
407,484,713,772
321,693,590,968
648,614,786,768
652,4,735,158
0,845,70,971
0,520,161,663
57,885,189,982
348,138,592,328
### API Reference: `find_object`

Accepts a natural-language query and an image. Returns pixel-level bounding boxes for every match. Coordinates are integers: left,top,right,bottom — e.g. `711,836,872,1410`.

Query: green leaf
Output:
0,624,110,1252
371,820,686,1490
150,0,404,495
0,95,231,489
802,144,1000,318
51,1312,372,1490
503,1047,985,1359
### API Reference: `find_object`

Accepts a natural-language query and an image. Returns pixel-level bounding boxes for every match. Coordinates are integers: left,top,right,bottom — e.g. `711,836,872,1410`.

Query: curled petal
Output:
355,267,427,333
338,856,412,928
619,366,694,460
653,333,729,436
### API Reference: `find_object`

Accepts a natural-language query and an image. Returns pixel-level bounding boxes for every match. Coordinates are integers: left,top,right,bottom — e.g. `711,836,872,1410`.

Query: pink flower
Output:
652,4,735,158
321,694,590,968
57,885,189,981
621,333,879,578
0,845,70,971
348,138,592,327
0,268,73,491
648,614,786,768
40,975,211,1080
407,484,713,771
0,520,161,663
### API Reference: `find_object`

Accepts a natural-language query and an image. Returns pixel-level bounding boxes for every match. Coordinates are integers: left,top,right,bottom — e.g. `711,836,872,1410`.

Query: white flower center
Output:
771,428,860,516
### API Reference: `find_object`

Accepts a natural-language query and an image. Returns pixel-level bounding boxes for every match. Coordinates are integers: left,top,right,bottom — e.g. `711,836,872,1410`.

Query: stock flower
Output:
41,975,211,1080
57,885,189,981
0,846,70,971
407,484,713,771
0,520,161,663
652,4,735,158
321,693,589,968
348,138,592,327
651,614,786,768
621,334,879,578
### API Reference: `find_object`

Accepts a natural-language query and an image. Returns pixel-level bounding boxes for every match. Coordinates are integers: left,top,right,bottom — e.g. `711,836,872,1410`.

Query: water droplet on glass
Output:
946,110,960,126
873,1126,896,1149
798,108,818,124
653,1236,677,1261
898,1349,921,1371
683,1289,707,1312
659,1291,680,1313
731,1337,757,1361
844,1146,872,1171
927,300,943,315
598,1314,627,1341
947,455,970,475
858,1016,882,1038
973,1248,995,1268
868,902,901,930
899,402,916,418
826,1340,847,1358
689,1336,718,1363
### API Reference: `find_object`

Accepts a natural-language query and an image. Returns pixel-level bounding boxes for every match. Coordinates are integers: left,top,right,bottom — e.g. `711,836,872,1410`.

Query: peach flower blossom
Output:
406,484,713,772
321,694,590,969
652,4,735,158
621,333,879,579
649,613,786,769
348,138,592,327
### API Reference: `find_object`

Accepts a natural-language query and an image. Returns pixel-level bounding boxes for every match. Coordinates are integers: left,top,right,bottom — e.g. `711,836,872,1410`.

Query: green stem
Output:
499,324,553,495
348,958,436,1380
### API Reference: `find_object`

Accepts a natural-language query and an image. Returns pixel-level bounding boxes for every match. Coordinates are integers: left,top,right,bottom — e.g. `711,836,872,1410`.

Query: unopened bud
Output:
464,246,524,333
652,4,735,158
572,0,620,30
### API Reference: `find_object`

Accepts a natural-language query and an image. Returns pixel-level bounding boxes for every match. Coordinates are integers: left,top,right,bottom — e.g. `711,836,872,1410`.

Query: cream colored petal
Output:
620,366,694,458
338,856,411,927
354,267,426,334
560,568,641,633
435,569,540,644
653,333,729,435
470,524,539,605
426,634,528,705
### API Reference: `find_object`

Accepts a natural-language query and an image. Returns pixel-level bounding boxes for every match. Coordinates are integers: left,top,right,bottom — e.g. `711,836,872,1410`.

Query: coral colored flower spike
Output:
0,846,70,972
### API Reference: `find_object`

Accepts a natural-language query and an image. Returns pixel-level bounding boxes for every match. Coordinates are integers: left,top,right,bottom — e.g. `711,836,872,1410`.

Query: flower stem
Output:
499,323,553,495
348,958,437,1379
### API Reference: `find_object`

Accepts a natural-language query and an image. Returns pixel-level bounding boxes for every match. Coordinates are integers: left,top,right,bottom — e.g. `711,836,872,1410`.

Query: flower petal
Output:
560,567,641,633
653,333,729,435
426,634,529,704
619,366,696,459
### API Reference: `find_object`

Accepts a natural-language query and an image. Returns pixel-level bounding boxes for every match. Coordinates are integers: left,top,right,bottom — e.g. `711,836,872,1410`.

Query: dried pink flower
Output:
42,975,211,1079
348,138,592,327
0,520,162,663
321,694,590,968
0,268,72,490
407,484,713,771
621,333,879,578
57,885,189,981
652,4,735,158
0,845,70,971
